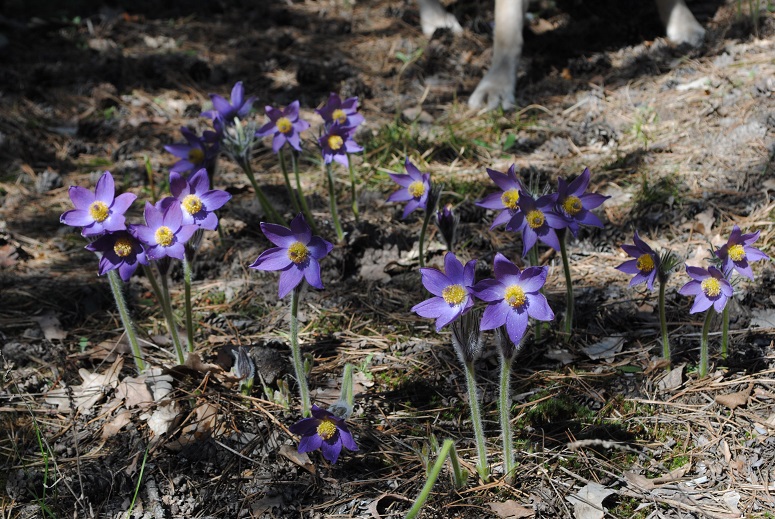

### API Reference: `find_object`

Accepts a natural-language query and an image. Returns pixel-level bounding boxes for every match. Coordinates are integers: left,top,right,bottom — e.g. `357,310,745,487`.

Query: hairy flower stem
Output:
659,279,670,364
405,439,467,519
183,256,195,353
238,157,285,225
149,266,185,365
527,247,543,341
290,152,318,235
290,286,312,417
340,363,354,408
463,360,489,482
347,153,359,222
324,163,345,242
558,228,574,339
278,148,302,214
700,308,715,378
721,306,729,359
417,207,435,269
499,355,515,483
107,270,145,373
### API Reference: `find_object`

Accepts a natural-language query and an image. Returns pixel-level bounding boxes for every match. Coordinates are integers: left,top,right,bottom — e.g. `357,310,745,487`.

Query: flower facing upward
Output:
387,159,431,219
318,122,363,166
60,171,136,236
249,213,334,298
715,225,770,280
255,101,310,153
159,169,231,230
411,252,476,331
164,127,220,175
472,253,554,346
476,165,526,229
131,203,198,261
554,167,609,236
616,231,660,291
505,192,566,256
202,81,256,124
290,405,358,464
679,266,733,313
85,230,148,282
316,93,364,130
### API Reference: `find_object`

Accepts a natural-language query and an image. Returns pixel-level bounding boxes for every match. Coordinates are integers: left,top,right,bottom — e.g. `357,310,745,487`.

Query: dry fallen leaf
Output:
45,358,124,413
657,364,685,391
32,312,67,341
279,444,315,474
566,482,615,519
116,375,154,409
487,499,534,518
184,352,223,374
102,408,131,439
693,207,715,236
715,383,753,410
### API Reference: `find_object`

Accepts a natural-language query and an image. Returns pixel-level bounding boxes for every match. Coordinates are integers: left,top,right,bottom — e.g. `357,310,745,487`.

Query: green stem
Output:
325,163,345,242
699,308,715,378
499,356,515,483
463,361,489,482
418,207,435,269
341,363,354,408
721,305,729,359
158,270,185,365
347,153,359,222
278,148,302,214
290,286,311,417
183,255,195,353
558,228,573,338
405,439,461,519
107,270,146,373
659,279,670,364
240,158,286,225
528,247,542,341
291,151,319,235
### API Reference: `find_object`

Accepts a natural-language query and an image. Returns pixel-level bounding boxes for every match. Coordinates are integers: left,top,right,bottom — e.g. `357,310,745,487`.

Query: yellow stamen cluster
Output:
89,201,110,223
526,210,545,229
408,181,426,199
701,277,722,297
562,195,583,216
182,194,203,215
728,244,746,262
504,285,527,309
332,109,347,124
113,237,133,257
500,188,520,210
328,135,344,151
442,284,467,305
636,253,655,273
188,147,205,164
287,242,309,264
155,226,174,247
317,420,337,441
276,117,293,134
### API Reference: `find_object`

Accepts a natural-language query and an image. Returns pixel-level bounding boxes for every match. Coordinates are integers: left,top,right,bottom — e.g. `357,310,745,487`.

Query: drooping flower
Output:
387,159,431,219
436,203,459,251
202,81,256,124
616,231,660,291
554,167,609,236
289,404,358,464
411,252,477,331
130,203,198,261
255,101,310,153
85,230,148,282
505,192,566,256
679,265,733,314
159,169,231,230
476,165,526,229
715,225,770,280
164,127,219,175
249,213,334,298
318,122,363,166
60,171,136,236
316,93,364,130
472,253,554,346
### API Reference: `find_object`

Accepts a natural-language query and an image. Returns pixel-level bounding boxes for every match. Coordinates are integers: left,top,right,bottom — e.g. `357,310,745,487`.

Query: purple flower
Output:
131,203,198,261
554,167,609,236
476,165,526,229
289,404,358,464
249,213,334,298
255,101,310,153
411,252,476,331
679,266,733,314
436,203,459,251
505,192,566,256
85,230,148,282
158,169,231,230
715,225,770,280
616,231,660,291
164,127,219,175
316,93,364,130
472,253,554,346
60,171,136,236
202,81,256,124
319,122,363,166
387,159,431,219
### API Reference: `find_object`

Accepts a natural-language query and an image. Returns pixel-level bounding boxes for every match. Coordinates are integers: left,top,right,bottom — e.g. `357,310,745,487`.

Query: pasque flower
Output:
387,159,431,219
472,253,554,346
316,93,364,130
554,167,609,235
256,101,310,153
159,169,231,230
290,404,358,464
202,81,256,124
616,231,660,291
85,230,148,282
60,171,136,236
319,122,363,166
476,165,526,229
249,213,333,298
412,252,476,331
679,266,733,314
506,192,566,256
131,203,198,261
715,225,770,280
164,127,220,175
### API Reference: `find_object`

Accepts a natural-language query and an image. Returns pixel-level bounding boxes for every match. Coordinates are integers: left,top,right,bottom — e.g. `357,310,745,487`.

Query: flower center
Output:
328,134,344,151
636,254,655,273
442,284,467,305
562,195,583,216
155,226,174,247
182,194,203,215
504,285,527,309
187,147,205,164
701,277,722,297
526,210,545,229
408,181,425,199
113,237,133,257
500,188,520,210
89,201,110,223
332,109,347,124
276,117,293,134
287,242,309,264
728,244,746,262
317,419,337,441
